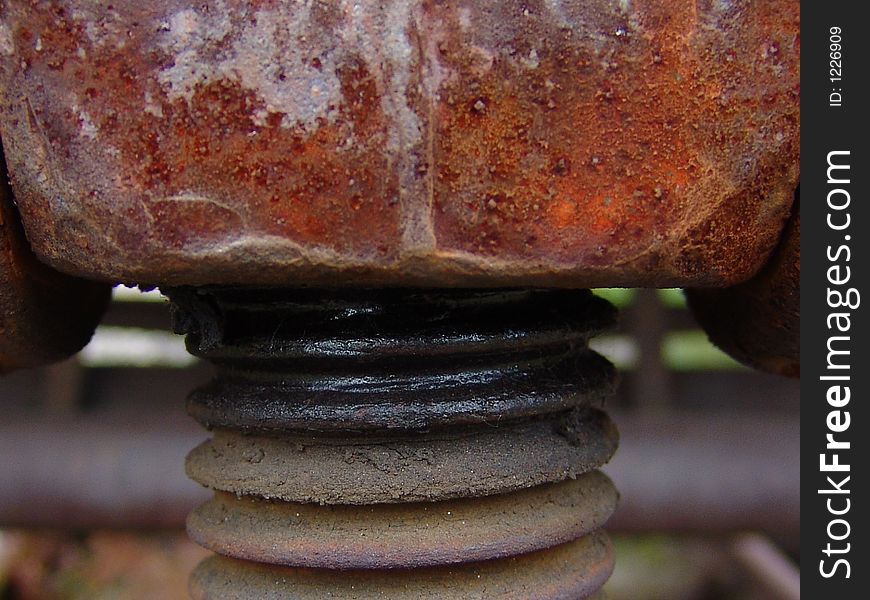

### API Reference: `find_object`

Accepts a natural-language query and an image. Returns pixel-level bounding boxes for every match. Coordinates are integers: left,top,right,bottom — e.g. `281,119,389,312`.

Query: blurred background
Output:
0,286,799,600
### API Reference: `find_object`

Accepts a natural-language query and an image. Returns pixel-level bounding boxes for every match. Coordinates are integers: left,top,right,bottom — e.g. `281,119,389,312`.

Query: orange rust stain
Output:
428,1,712,262
550,199,578,230
428,0,797,268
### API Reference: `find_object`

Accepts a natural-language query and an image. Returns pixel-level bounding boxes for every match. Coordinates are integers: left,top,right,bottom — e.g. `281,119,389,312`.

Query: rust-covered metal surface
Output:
0,0,799,288
0,152,110,372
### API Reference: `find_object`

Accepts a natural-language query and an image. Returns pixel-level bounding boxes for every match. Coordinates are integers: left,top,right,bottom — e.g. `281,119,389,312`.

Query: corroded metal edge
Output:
189,532,615,600
686,195,800,377
187,473,618,569
186,409,618,505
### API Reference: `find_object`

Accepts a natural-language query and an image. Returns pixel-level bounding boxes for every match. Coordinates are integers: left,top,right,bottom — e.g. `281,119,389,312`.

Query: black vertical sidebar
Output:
801,2,868,597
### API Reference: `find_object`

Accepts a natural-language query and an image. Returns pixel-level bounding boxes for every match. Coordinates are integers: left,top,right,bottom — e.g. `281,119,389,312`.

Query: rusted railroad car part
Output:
0,0,799,288
0,0,801,596
687,196,800,377
167,287,619,599
0,149,110,372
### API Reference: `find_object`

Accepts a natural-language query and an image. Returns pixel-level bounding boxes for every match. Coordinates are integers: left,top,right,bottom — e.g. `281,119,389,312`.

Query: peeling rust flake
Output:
0,0,799,287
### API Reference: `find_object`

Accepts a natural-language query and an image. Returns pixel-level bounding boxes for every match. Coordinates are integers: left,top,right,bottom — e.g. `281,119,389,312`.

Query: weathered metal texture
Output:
0,150,110,372
188,352,614,431
188,474,617,569
686,196,800,377
190,536,613,600
168,287,619,598
186,413,617,504
182,287,617,431
0,1,799,288
178,288,618,504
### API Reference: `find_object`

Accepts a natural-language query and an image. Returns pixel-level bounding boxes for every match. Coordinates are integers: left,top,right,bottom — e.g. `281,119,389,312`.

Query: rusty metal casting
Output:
0,1,802,597
0,1,799,288
167,287,619,598
687,196,800,377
